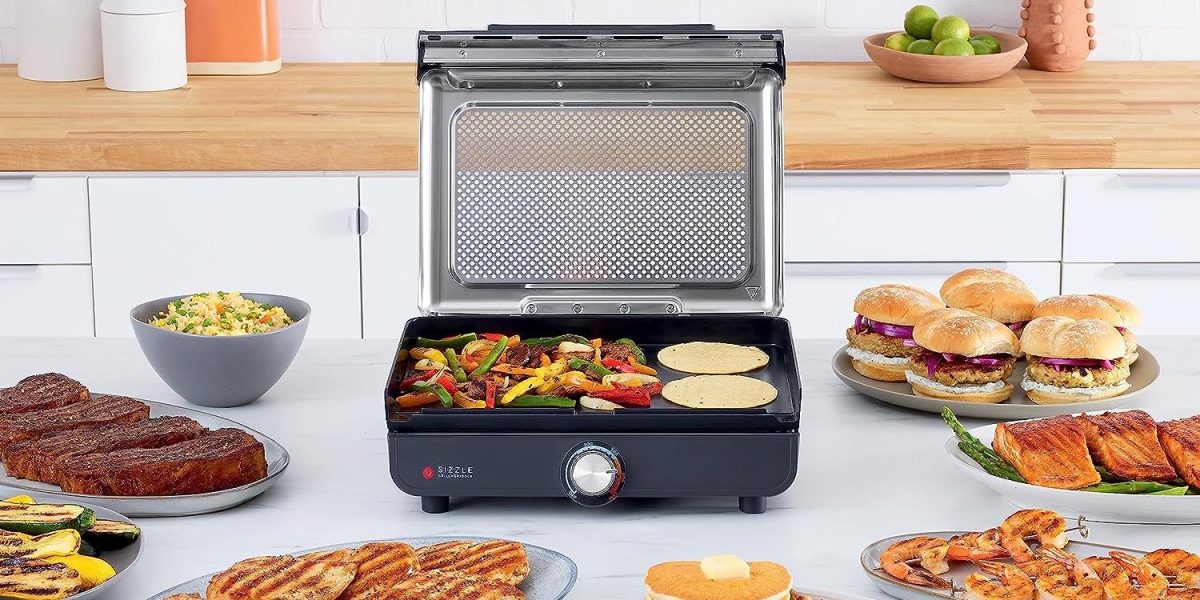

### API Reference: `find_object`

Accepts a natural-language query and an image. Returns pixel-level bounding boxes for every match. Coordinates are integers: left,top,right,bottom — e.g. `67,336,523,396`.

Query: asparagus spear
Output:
1148,486,1191,496
942,407,1026,483
1084,481,1182,494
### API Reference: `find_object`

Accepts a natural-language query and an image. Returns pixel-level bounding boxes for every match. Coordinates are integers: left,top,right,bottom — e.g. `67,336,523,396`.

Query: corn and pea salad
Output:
149,292,293,336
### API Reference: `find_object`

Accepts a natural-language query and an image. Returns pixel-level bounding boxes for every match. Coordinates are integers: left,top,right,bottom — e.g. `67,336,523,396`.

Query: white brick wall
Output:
1,0,1199,63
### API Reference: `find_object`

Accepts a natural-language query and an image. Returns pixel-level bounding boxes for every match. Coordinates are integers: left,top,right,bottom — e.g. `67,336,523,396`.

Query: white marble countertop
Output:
1,336,1197,600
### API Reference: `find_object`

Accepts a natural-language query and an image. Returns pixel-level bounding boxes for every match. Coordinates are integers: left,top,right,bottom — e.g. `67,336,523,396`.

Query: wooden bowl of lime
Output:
864,6,1027,83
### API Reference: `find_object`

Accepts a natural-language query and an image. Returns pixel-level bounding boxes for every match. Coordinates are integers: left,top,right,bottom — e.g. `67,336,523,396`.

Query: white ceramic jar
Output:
16,0,105,82
100,0,188,92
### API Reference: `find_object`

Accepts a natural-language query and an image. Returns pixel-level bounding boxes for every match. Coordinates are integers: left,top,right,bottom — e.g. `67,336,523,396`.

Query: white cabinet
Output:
784,172,1063,262
0,266,94,336
89,176,362,338
782,262,1061,339
0,176,91,264
360,175,421,339
1065,170,1200,262
1062,263,1200,336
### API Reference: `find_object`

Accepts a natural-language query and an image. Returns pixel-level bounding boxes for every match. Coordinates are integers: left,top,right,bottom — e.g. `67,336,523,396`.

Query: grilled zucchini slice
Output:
0,529,81,560
0,501,95,535
81,519,140,551
0,557,86,599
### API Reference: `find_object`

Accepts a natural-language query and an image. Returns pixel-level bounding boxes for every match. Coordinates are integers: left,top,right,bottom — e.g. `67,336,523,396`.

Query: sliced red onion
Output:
1007,321,1029,332
926,354,942,379
868,320,915,339
854,314,867,334
1115,326,1128,333
902,338,920,347
964,357,1004,366
1038,357,1116,370
1101,359,1114,369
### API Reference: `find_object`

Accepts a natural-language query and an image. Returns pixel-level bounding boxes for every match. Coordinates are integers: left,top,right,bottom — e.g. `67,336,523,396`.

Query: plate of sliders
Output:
861,508,1200,600
148,536,577,600
0,494,142,600
945,408,1200,524
0,373,289,517
644,554,874,600
833,270,1157,419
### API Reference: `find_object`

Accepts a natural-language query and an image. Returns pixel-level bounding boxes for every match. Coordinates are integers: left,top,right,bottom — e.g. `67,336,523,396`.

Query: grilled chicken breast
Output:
416,540,530,586
382,570,524,600
336,542,418,600
1159,416,1200,489
207,550,357,600
993,415,1102,489
1079,410,1179,482
0,557,85,599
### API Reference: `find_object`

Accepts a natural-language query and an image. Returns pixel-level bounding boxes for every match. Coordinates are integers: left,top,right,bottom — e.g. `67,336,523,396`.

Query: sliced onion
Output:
902,338,920,347
1115,326,1128,333
1007,321,1029,332
854,314,867,334
1038,357,1116,370
926,353,941,379
868,320,915,339
964,357,1004,366
1101,359,1114,370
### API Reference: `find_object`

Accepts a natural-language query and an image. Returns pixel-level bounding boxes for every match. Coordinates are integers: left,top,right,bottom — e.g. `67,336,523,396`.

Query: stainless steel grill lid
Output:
418,26,785,316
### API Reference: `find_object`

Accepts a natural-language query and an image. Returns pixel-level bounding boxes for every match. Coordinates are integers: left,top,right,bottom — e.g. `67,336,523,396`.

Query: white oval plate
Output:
0,398,289,517
946,418,1200,524
861,531,1145,600
147,536,577,600
832,345,1159,420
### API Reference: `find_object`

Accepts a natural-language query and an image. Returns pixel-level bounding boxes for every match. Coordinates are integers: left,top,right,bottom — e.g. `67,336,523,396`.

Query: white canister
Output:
16,0,105,82
100,0,188,92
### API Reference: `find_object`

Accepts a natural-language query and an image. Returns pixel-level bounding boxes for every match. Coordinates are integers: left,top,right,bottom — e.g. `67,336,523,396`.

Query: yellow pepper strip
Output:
410,348,448,365
627,357,657,375
492,364,539,377
396,392,440,408
539,353,552,367
591,338,603,348
507,335,521,347
453,393,486,409
3,495,35,504
501,377,545,404
534,360,568,380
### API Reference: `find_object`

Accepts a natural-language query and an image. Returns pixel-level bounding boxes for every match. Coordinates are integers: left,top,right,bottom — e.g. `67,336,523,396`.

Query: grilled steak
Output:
0,395,149,452
0,557,85,598
57,428,267,496
382,570,524,600
207,550,357,600
336,542,418,600
993,415,1102,489
417,540,530,586
1079,410,1178,482
1159,416,1200,489
0,373,89,416
505,343,545,369
2,416,206,484
600,342,634,363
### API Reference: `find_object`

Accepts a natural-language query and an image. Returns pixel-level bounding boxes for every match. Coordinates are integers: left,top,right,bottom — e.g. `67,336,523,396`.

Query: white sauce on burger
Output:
846,346,909,366
1020,377,1132,397
905,370,1008,394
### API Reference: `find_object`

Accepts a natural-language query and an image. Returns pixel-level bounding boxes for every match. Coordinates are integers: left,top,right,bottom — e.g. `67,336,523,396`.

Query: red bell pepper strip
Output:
600,357,638,374
481,333,506,342
436,374,458,396
399,370,438,390
485,379,497,409
590,387,652,407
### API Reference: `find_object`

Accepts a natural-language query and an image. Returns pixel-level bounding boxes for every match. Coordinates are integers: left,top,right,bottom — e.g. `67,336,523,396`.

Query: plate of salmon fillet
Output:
945,409,1200,523
0,373,289,517
147,536,577,600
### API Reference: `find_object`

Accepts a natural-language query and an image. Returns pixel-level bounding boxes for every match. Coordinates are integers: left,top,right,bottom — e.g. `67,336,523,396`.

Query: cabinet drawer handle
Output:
787,172,1012,189
0,266,40,280
1116,173,1200,188
0,176,35,193
785,262,1010,277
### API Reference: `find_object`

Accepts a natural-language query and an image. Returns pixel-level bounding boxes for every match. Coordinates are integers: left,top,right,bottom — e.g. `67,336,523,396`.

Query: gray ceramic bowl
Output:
130,293,310,408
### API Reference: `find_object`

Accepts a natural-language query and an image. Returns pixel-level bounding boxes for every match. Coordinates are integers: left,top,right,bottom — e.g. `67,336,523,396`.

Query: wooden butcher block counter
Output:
0,62,1198,172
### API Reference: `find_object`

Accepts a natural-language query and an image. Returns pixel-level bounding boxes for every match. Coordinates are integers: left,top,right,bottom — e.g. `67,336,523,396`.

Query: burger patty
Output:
845,328,920,358
1026,358,1131,389
909,352,1017,386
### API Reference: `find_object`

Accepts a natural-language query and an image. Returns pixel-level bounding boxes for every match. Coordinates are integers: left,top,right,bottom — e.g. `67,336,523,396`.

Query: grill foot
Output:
422,496,450,514
739,496,765,514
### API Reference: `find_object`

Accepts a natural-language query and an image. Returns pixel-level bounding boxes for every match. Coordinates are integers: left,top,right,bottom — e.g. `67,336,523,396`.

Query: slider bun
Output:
913,308,1020,357
1026,384,1130,405
940,268,1038,323
909,379,1015,404
853,284,943,326
1019,316,1126,361
849,359,908,382
1033,294,1141,328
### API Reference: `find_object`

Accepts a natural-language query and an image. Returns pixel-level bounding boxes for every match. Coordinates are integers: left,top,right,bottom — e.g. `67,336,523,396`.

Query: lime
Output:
931,15,971,43
885,32,917,52
934,38,976,56
904,5,940,39
970,34,1002,55
908,39,937,54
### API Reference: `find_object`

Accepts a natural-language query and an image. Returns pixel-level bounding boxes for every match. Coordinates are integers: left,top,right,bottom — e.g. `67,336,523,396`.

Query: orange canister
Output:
185,0,280,75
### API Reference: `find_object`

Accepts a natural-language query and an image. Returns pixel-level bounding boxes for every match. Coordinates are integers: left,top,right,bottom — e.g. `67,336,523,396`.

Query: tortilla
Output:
662,375,778,409
657,342,770,374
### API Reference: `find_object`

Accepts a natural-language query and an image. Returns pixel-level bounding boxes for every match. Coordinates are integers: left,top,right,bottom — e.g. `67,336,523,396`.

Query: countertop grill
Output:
386,25,799,515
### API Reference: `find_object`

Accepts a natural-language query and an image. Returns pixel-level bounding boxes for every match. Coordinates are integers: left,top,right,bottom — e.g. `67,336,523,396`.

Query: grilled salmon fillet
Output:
0,394,149,452
993,415,1101,489
416,540,530,586
1079,410,1179,482
1159,416,1200,489
207,550,357,600
381,570,524,600
0,373,89,416
336,542,418,600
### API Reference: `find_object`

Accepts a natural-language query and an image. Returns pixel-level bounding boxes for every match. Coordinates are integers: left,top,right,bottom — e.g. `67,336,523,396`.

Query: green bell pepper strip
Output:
445,348,468,383
415,333,477,349
568,358,614,378
503,395,577,408
614,338,646,364
470,335,509,377
411,381,454,408
524,334,592,347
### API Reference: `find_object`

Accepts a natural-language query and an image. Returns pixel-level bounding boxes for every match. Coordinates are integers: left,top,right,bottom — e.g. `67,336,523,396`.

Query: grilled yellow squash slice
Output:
0,557,86,599
0,529,81,560
44,555,115,589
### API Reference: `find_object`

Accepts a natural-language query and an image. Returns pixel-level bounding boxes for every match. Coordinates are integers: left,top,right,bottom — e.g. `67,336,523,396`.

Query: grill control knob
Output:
562,442,625,507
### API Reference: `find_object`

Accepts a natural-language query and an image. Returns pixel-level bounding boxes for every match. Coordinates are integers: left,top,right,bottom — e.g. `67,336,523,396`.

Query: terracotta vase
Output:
1019,0,1096,72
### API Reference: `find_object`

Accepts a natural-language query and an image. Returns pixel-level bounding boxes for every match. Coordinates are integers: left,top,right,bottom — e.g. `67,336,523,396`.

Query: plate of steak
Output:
0,395,150,451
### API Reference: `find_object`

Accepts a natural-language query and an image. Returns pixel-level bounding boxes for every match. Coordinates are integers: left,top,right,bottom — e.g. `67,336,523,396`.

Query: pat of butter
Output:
700,555,750,581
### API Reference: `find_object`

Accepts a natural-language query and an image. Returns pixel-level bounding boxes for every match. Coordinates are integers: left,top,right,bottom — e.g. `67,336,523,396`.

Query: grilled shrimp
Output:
1109,551,1169,598
965,561,1036,600
1000,510,1069,563
1021,557,1071,585
949,529,1011,562
1085,556,1153,600
1036,547,1106,600
1145,549,1200,589
880,537,952,589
